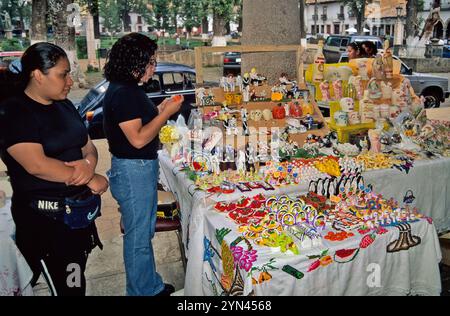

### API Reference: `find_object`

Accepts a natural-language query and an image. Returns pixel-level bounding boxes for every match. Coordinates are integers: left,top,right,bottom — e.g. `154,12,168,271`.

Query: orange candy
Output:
172,95,182,102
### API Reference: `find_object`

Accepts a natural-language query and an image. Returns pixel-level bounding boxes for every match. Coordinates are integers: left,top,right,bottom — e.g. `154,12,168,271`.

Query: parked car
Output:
76,62,198,139
335,53,449,109
323,35,383,63
443,44,450,58
0,51,23,71
223,52,242,75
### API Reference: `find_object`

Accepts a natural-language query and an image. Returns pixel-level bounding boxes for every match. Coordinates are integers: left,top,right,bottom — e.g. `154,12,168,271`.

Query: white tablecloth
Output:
158,152,447,295
0,199,34,296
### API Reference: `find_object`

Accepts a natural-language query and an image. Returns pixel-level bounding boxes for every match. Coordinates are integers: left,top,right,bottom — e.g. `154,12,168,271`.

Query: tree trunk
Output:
53,0,87,88
212,10,227,46
122,8,131,32
225,21,231,35
90,0,101,39
356,3,365,34
31,0,47,44
405,0,417,39
299,0,306,38
202,16,209,34
242,0,301,83
213,11,227,36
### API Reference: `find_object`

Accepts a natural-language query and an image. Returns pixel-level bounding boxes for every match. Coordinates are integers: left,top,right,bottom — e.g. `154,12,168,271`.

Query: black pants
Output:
11,195,101,296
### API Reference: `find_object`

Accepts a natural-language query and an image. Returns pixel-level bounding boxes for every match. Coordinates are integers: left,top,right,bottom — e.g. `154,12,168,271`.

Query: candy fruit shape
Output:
271,91,284,102
302,103,314,116
289,101,303,118
272,103,286,119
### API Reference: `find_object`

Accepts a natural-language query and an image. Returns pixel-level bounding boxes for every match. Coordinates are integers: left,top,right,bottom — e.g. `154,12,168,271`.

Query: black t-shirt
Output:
103,81,160,160
0,93,88,197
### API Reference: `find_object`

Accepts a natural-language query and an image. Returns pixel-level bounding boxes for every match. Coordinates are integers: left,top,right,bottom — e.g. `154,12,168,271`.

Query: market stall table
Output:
159,152,447,295
0,198,34,296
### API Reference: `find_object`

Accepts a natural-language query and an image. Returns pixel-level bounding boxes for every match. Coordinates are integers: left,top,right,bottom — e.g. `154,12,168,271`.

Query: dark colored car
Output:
323,35,383,63
223,52,241,75
0,51,23,70
76,62,197,139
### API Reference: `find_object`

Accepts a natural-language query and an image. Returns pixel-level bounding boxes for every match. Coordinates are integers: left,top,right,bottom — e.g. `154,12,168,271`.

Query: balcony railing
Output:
321,14,327,21
312,14,318,21
337,13,345,20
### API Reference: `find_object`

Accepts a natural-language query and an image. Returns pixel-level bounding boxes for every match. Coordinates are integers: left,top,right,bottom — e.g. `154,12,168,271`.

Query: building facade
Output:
304,0,406,38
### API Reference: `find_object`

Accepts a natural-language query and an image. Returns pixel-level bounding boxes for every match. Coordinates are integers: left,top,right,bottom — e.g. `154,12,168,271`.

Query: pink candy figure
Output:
333,80,343,100
319,81,330,101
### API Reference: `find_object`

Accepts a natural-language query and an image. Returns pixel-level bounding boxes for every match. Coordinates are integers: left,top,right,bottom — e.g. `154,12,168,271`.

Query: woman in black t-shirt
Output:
103,33,182,296
0,43,108,296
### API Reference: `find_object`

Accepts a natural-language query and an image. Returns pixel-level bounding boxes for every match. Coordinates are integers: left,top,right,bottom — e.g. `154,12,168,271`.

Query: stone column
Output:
241,0,301,84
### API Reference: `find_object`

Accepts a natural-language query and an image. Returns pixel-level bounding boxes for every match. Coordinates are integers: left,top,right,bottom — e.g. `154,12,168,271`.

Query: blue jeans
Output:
107,156,164,296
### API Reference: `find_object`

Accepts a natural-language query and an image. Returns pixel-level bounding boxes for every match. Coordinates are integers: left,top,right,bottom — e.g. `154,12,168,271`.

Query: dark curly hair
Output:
104,33,158,83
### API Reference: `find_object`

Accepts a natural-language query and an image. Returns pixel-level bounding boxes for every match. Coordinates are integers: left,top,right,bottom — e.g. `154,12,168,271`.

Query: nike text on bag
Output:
30,191,101,229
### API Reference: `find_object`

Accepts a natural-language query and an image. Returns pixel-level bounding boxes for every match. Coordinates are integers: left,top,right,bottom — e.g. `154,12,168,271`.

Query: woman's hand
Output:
87,174,109,195
162,95,184,117
65,159,95,186
157,98,170,114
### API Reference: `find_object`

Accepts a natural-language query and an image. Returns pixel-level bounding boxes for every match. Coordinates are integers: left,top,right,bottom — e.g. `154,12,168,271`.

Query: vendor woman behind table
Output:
103,33,183,296
0,42,108,296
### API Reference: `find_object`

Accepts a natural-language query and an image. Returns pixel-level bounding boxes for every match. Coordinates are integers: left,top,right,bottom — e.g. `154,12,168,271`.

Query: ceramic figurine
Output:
349,76,363,100
241,108,249,136
358,60,369,80
237,150,246,174
306,114,314,129
242,73,250,89
368,78,382,99
372,54,385,80
400,78,413,106
368,129,382,153
243,86,250,102
224,117,238,136
236,75,243,92
196,87,206,106
359,137,369,153
220,76,228,92
227,74,236,92
211,148,221,175
250,68,260,86
319,81,330,101
246,144,258,171
332,80,343,100
381,81,393,100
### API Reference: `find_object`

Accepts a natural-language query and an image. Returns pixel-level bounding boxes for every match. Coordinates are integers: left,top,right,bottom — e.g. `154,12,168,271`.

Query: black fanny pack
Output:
29,189,102,229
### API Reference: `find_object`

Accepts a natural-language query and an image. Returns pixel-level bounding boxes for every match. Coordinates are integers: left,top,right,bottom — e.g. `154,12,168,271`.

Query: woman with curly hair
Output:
103,33,183,296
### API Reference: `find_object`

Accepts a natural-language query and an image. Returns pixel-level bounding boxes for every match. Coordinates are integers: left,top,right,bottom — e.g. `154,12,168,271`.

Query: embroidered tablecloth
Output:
0,199,34,296
158,152,447,295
